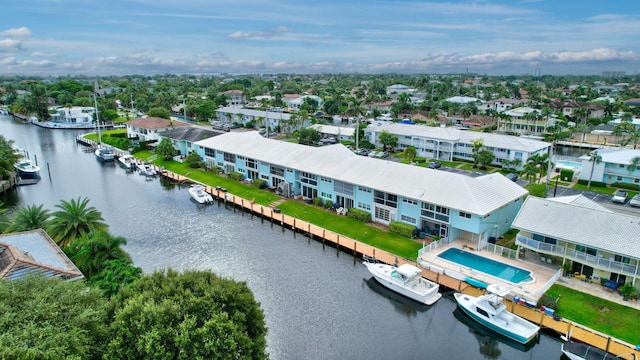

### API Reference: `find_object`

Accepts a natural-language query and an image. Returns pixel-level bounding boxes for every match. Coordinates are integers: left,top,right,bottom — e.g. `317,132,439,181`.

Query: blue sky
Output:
1,0,639,76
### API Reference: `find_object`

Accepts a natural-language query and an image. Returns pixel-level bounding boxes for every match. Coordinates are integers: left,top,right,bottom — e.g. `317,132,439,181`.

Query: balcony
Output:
516,235,639,276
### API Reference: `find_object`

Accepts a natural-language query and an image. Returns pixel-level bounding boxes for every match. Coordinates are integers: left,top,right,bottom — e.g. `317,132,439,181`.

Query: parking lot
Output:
549,186,640,217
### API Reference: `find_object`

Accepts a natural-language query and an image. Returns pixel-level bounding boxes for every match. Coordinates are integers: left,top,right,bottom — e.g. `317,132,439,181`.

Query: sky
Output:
1,0,639,76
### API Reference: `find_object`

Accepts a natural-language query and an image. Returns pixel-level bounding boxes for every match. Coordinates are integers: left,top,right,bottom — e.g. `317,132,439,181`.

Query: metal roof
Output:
512,196,640,259
196,132,528,216
367,123,550,153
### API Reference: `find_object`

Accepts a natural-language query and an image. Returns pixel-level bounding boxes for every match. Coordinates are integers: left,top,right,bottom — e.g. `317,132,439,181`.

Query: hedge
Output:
347,208,371,222
389,221,415,237
611,182,640,191
577,179,607,188
229,172,243,181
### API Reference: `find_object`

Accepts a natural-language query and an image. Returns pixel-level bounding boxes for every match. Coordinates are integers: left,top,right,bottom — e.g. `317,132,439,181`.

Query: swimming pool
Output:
555,160,582,170
437,248,534,284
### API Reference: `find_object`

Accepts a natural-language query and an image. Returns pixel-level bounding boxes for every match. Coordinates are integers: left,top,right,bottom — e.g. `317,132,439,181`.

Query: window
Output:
400,215,416,224
321,192,331,198
320,176,332,183
374,190,398,208
358,186,371,193
246,158,257,169
374,207,390,221
421,202,449,222
223,152,235,163
358,202,371,211
615,255,631,264
270,165,284,177
204,148,215,157
575,245,597,256
459,211,471,219
334,180,354,196
402,198,418,205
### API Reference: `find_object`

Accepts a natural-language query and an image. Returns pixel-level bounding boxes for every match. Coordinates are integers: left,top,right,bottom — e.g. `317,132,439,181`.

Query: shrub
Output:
611,182,640,191
229,171,244,181
389,221,415,237
537,294,558,309
324,199,333,209
527,183,547,197
559,169,574,182
346,208,371,222
577,179,607,188
312,197,324,207
253,179,267,188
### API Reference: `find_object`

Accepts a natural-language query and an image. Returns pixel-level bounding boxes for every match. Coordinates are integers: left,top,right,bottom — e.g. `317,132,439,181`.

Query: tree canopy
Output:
156,137,177,160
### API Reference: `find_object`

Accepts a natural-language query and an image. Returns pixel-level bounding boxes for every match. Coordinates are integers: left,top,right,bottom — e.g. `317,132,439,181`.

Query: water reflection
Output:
364,277,432,317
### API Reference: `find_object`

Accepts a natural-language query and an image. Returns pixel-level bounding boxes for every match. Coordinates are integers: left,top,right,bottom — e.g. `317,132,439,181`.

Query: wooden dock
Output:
145,168,640,357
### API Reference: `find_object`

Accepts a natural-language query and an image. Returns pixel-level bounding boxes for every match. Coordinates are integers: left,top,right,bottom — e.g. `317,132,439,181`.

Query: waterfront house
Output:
512,195,640,287
193,132,527,243
479,97,524,113
578,148,640,187
157,127,222,157
49,106,94,124
285,95,323,111
309,124,355,142
125,117,191,142
0,229,84,281
500,107,556,134
364,101,393,115
365,123,550,169
214,107,293,132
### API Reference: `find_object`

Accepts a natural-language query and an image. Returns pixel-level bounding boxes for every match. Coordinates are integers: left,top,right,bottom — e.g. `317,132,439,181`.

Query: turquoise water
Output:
438,248,533,284
556,160,582,169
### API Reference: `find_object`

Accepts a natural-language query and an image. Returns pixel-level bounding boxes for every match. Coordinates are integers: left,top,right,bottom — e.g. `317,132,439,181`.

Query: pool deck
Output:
420,240,562,302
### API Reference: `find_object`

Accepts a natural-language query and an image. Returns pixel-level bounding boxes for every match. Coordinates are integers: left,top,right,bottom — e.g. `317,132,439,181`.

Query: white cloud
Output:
0,39,23,53
228,26,292,40
0,27,31,38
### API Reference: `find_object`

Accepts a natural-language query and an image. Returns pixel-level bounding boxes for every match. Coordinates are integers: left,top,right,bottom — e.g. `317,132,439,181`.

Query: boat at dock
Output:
453,284,540,345
189,184,213,204
14,158,40,179
95,147,115,162
137,163,157,177
561,341,637,360
117,154,136,170
362,260,442,305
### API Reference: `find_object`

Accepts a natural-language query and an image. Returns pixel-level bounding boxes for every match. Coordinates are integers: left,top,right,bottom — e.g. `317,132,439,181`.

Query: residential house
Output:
157,127,222,157
223,90,246,107
364,101,392,115
193,132,527,243
513,195,639,286
578,148,640,187
49,106,95,124
549,101,605,120
479,97,525,113
501,106,556,134
286,95,323,111
365,123,550,168
0,229,84,281
214,107,293,132
386,84,415,95
125,117,192,141
460,114,498,130
309,124,355,142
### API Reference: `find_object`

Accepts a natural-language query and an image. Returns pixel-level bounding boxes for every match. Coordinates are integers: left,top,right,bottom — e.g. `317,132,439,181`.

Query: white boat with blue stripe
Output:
453,284,539,344
363,261,441,305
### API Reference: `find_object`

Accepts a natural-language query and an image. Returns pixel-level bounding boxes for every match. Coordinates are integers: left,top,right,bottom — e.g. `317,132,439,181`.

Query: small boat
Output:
453,284,539,344
561,341,637,360
137,163,157,177
95,147,115,162
14,159,40,179
189,185,213,204
118,154,136,170
465,277,488,290
362,261,442,305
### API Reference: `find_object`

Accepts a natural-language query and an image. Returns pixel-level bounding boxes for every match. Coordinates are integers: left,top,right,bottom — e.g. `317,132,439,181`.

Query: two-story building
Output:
49,106,95,124
124,117,191,141
578,148,640,187
365,123,550,169
214,107,293,132
549,101,605,120
501,107,556,134
223,90,246,107
192,132,528,244
513,195,640,287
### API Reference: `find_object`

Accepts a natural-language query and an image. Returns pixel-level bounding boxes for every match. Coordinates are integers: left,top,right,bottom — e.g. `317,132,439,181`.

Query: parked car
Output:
428,161,442,169
506,173,518,182
629,194,640,207
611,190,628,204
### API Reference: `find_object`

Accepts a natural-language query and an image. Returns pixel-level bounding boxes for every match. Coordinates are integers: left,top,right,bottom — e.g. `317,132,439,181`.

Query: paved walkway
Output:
556,276,640,310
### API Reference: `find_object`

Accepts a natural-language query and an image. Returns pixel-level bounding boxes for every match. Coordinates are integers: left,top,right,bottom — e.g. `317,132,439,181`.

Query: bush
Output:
346,208,371,222
254,179,267,188
389,221,415,237
527,183,547,197
577,179,607,188
611,182,640,191
559,169,574,182
229,171,244,181
537,294,558,309
324,199,333,209
312,197,324,207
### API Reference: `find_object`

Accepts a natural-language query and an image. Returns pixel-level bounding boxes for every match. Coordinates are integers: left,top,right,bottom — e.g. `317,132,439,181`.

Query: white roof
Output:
309,124,355,137
578,148,640,165
504,106,540,116
445,96,483,104
512,196,640,259
367,123,550,153
196,132,528,216
216,107,291,120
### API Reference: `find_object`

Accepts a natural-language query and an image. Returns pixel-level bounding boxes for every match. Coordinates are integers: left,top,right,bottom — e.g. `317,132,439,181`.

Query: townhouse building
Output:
578,149,640,187
365,123,550,169
192,132,528,244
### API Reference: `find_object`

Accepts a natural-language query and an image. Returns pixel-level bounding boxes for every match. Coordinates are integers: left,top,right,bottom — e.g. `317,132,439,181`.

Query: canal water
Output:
0,115,564,359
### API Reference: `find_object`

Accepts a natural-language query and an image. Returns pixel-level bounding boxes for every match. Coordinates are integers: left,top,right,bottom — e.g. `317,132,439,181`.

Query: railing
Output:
417,239,445,258
484,243,519,260
535,268,562,297
516,235,640,276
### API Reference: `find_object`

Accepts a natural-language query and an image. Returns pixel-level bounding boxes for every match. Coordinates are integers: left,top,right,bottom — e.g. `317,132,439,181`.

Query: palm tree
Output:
48,197,108,248
346,97,366,149
586,151,602,188
69,230,130,278
403,145,417,163
4,204,50,233
572,106,590,125
627,156,640,173
521,162,540,183
0,201,11,233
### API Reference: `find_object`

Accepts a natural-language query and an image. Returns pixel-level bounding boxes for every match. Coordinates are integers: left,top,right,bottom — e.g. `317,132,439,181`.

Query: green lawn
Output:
545,284,640,345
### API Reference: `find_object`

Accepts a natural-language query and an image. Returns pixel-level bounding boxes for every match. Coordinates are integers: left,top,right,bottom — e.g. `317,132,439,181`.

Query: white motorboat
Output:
14,158,40,179
453,284,539,344
118,154,136,170
95,147,115,162
137,163,157,177
189,185,213,204
362,261,442,305
561,341,637,360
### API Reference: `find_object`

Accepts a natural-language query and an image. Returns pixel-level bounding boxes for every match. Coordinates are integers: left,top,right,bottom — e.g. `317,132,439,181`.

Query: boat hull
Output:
95,149,115,162
364,262,441,305
189,186,213,204
454,292,538,344
561,342,623,360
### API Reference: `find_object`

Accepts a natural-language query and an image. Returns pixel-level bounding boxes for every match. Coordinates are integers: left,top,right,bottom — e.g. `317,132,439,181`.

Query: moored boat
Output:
189,184,213,204
95,147,115,162
362,261,442,305
117,154,136,170
137,162,157,177
453,284,539,344
561,341,637,360
14,158,40,179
